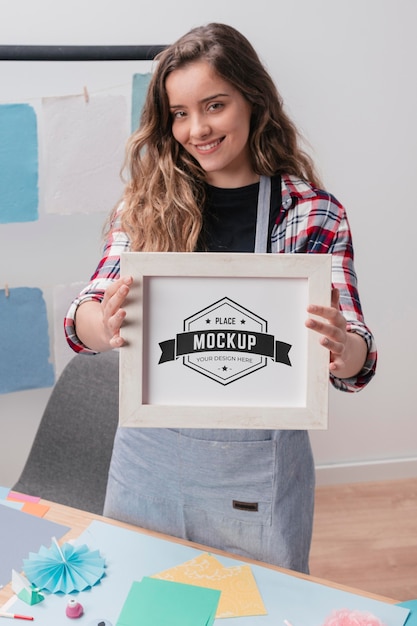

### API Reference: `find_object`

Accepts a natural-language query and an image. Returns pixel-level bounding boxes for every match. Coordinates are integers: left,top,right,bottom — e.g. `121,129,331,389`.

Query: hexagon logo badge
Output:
158,297,292,385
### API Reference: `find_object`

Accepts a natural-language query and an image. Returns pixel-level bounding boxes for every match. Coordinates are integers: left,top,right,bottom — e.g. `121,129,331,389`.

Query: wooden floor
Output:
309,477,417,601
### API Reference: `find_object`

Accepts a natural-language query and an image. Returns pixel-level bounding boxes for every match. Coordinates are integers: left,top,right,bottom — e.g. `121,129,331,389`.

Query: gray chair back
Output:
13,351,119,514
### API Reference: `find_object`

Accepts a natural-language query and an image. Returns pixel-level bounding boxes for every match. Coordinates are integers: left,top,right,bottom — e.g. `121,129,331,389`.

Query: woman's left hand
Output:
305,288,366,378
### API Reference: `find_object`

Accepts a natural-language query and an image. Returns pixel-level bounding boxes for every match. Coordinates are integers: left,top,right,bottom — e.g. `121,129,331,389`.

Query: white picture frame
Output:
119,252,332,429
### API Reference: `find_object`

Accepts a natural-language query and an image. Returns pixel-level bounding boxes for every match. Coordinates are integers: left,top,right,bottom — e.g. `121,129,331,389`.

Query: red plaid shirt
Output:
64,174,377,392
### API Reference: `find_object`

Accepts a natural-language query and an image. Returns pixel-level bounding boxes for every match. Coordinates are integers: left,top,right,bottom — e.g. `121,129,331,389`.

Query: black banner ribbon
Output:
159,329,291,366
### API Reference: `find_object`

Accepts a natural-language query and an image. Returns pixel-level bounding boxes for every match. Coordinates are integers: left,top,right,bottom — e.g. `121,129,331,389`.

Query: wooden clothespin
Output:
4,283,9,298
83,85,89,103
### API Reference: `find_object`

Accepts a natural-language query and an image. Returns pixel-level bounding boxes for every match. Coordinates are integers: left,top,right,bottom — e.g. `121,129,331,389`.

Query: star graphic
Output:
206,318,211,324
240,319,246,324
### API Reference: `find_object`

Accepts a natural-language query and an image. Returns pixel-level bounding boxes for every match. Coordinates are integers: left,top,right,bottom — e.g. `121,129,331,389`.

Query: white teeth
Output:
197,139,221,151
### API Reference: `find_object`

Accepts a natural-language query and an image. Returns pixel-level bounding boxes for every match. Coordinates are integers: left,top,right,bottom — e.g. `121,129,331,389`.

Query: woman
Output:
65,23,376,573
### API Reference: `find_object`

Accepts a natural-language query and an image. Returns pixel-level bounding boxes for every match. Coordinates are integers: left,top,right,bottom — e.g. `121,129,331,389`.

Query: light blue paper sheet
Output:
6,520,410,626
0,486,11,499
398,601,417,626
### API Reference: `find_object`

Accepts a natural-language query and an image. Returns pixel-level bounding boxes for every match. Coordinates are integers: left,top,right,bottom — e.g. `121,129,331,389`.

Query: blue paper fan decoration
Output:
23,537,106,594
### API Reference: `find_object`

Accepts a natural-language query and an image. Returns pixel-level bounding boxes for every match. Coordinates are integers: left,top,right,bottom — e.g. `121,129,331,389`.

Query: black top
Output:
199,175,282,253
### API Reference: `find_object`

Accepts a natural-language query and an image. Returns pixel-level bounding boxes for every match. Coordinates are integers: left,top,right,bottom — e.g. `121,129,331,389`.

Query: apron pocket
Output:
179,435,275,526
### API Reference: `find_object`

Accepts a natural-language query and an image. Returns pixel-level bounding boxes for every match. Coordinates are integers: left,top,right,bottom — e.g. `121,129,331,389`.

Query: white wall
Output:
1,0,416,487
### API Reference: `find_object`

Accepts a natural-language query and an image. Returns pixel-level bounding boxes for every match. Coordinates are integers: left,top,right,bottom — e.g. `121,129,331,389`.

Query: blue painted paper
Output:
0,104,39,223
131,73,151,131
0,287,55,393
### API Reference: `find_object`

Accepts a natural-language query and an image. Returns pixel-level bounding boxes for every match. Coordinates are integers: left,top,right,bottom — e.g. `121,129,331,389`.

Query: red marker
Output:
0,613,34,621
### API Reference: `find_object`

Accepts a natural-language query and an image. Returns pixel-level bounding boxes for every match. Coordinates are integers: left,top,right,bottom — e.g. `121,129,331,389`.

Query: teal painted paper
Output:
0,104,39,223
131,73,151,131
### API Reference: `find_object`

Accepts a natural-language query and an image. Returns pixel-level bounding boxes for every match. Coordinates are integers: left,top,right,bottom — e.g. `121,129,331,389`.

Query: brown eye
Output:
208,102,224,112
171,110,186,120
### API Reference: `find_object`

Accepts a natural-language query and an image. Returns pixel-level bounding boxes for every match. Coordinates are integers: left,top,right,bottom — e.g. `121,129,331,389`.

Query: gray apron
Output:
104,177,315,574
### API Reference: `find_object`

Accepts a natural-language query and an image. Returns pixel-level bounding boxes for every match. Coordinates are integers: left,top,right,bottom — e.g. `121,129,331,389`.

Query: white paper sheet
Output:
41,94,128,214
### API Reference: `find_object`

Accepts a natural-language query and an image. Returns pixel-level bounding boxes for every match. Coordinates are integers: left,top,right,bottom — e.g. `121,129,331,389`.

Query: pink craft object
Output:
65,598,84,619
323,609,386,626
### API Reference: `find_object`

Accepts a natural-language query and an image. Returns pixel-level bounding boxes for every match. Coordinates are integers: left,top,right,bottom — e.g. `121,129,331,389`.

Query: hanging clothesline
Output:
0,45,166,61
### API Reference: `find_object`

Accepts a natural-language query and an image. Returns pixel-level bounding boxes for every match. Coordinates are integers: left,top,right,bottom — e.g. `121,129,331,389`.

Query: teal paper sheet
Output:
116,577,220,626
131,73,151,131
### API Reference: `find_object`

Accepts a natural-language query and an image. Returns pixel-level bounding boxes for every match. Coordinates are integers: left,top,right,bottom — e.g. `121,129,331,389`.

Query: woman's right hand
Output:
74,275,133,353
100,276,133,348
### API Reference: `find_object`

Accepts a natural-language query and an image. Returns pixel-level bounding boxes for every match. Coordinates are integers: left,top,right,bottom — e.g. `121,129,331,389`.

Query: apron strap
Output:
254,175,271,253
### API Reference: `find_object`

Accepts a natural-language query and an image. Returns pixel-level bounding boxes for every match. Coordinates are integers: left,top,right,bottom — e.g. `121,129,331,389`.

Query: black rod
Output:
0,45,167,61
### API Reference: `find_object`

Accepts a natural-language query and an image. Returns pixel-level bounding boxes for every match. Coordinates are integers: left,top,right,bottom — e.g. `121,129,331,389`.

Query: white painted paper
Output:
41,94,128,214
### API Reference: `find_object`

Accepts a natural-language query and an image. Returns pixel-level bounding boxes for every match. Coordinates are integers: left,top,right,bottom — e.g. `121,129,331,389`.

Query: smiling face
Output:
165,60,256,188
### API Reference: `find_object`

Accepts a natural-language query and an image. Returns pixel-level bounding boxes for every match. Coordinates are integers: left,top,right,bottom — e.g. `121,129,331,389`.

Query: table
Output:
0,499,406,626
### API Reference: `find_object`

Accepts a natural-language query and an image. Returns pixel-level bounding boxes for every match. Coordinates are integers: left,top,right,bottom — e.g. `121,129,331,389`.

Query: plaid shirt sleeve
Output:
65,177,377,391
64,206,129,354
273,175,377,393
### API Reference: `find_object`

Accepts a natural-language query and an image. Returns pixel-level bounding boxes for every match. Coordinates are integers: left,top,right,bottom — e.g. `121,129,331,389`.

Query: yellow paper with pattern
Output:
152,552,267,618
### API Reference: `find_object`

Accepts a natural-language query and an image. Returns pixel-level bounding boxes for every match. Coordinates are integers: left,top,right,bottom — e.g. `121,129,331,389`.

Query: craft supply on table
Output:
65,598,84,619
0,612,34,621
23,537,105,594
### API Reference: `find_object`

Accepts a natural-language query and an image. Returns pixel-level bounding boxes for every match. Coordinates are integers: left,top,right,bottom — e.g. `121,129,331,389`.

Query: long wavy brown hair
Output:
116,22,322,252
